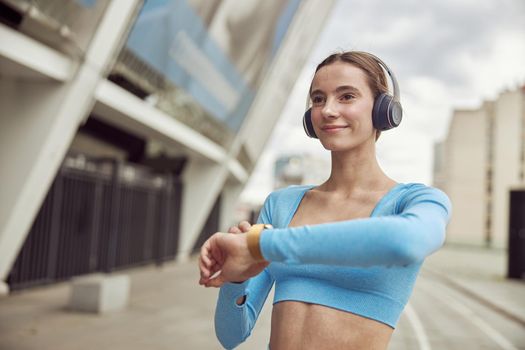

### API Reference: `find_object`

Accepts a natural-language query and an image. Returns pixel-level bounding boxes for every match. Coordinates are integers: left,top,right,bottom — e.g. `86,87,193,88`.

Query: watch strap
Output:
246,224,270,261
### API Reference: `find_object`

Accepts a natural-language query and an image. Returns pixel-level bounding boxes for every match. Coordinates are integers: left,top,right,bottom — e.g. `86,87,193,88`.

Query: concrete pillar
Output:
0,0,142,291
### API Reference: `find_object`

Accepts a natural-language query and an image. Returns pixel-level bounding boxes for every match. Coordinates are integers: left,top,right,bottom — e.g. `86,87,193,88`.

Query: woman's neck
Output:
320,141,395,195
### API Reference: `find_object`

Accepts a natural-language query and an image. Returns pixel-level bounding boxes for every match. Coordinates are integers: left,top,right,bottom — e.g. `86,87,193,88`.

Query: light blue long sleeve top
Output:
214,183,451,349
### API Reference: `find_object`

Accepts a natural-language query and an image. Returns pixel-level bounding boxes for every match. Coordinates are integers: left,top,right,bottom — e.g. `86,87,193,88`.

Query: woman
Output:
198,51,451,350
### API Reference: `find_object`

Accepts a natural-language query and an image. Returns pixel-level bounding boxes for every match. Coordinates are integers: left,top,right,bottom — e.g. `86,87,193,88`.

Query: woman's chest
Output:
288,193,381,227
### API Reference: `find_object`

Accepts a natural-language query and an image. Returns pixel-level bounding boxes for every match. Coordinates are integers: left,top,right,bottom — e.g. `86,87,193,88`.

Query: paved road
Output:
389,271,524,350
242,270,525,350
0,258,523,349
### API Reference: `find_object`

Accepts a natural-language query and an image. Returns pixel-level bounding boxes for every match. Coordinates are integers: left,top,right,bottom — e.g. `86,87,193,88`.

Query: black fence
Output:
7,156,182,291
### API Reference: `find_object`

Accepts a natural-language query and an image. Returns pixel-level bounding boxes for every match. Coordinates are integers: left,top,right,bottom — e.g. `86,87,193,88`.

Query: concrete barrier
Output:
69,273,130,313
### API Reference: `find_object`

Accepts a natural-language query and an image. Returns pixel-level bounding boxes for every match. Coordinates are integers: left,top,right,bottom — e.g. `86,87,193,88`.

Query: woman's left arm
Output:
259,186,451,267
200,186,452,286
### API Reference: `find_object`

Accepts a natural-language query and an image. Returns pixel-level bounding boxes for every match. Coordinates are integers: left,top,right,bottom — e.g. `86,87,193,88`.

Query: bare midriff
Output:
269,301,393,350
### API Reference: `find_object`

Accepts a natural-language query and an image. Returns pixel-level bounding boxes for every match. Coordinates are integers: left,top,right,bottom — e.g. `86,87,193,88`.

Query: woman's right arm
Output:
214,194,276,349
214,270,274,349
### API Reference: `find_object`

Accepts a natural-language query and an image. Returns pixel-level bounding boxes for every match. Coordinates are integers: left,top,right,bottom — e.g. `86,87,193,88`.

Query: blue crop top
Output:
214,183,451,349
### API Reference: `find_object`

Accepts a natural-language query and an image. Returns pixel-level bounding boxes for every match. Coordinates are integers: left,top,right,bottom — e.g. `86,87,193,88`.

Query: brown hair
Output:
311,51,389,98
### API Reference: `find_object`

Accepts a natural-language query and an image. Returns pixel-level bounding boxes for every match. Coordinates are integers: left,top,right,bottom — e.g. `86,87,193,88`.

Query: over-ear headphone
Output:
303,53,403,138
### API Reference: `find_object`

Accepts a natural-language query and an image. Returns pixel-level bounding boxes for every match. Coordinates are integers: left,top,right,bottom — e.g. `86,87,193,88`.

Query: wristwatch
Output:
246,224,273,261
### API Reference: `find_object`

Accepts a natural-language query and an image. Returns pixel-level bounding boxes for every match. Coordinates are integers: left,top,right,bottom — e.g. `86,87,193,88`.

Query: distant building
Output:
274,154,330,189
434,86,525,248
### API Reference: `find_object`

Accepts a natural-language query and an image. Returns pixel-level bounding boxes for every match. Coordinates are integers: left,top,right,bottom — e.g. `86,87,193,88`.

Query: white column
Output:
177,160,228,259
0,0,142,292
219,181,245,230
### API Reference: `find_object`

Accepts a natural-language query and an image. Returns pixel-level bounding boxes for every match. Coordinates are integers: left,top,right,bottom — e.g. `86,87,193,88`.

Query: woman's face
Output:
310,61,376,152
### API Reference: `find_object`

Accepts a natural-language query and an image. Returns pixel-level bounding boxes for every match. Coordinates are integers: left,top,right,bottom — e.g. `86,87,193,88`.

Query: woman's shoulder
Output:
396,183,451,214
398,182,449,197
259,185,315,226
271,184,315,197
262,184,315,210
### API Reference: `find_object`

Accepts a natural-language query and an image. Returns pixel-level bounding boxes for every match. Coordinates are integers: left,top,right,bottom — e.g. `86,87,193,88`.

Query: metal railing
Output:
7,155,182,291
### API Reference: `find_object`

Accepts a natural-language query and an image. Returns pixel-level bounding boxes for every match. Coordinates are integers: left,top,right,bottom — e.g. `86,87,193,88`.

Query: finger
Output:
199,255,216,280
202,252,216,269
208,262,222,280
199,268,220,285
200,238,214,260
200,252,212,267
228,226,241,234
199,257,209,277
206,275,226,288
239,221,251,232
200,240,210,257
200,244,213,278
201,254,222,278
210,269,222,280
199,268,223,286
199,260,210,280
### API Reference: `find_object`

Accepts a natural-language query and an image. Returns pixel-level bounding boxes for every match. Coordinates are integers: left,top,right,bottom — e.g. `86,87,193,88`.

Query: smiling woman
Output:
198,51,451,350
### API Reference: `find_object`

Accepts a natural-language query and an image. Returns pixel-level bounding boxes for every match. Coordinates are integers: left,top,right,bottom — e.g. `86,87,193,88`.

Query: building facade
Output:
0,0,335,293
434,86,525,248
274,154,330,190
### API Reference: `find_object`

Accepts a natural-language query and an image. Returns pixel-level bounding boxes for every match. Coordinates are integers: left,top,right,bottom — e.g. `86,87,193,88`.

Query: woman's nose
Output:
321,99,338,118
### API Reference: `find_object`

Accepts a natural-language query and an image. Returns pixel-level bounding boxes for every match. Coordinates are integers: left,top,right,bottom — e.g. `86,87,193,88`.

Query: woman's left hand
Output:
198,232,268,287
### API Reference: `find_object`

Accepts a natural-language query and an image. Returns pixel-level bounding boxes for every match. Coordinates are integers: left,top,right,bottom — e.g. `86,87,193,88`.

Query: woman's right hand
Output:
223,220,271,284
228,221,271,280
197,220,253,285
198,220,270,287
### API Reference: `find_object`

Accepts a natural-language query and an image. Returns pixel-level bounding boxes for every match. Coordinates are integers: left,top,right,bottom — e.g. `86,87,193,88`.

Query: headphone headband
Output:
360,52,400,102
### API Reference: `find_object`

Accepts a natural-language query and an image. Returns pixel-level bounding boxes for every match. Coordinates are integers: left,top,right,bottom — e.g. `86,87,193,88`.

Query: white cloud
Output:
241,0,525,204
402,76,453,139
464,32,525,100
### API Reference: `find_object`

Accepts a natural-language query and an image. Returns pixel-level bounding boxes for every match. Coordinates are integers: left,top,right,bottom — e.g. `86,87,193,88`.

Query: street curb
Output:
423,267,525,329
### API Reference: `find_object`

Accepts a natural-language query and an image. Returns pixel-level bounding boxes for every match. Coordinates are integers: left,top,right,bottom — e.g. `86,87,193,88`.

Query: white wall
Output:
491,89,524,248
443,108,489,245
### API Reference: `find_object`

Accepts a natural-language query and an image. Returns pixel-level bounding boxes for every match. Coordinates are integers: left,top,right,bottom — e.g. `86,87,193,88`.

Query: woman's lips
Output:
321,125,348,132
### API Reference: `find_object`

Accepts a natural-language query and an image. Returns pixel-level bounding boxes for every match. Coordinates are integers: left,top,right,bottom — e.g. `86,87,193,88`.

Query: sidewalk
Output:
423,244,525,326
0,244,523,350
0,258,271,350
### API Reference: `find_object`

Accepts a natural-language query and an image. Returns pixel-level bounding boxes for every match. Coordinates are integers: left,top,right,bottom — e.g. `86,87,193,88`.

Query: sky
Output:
241,0,525,204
